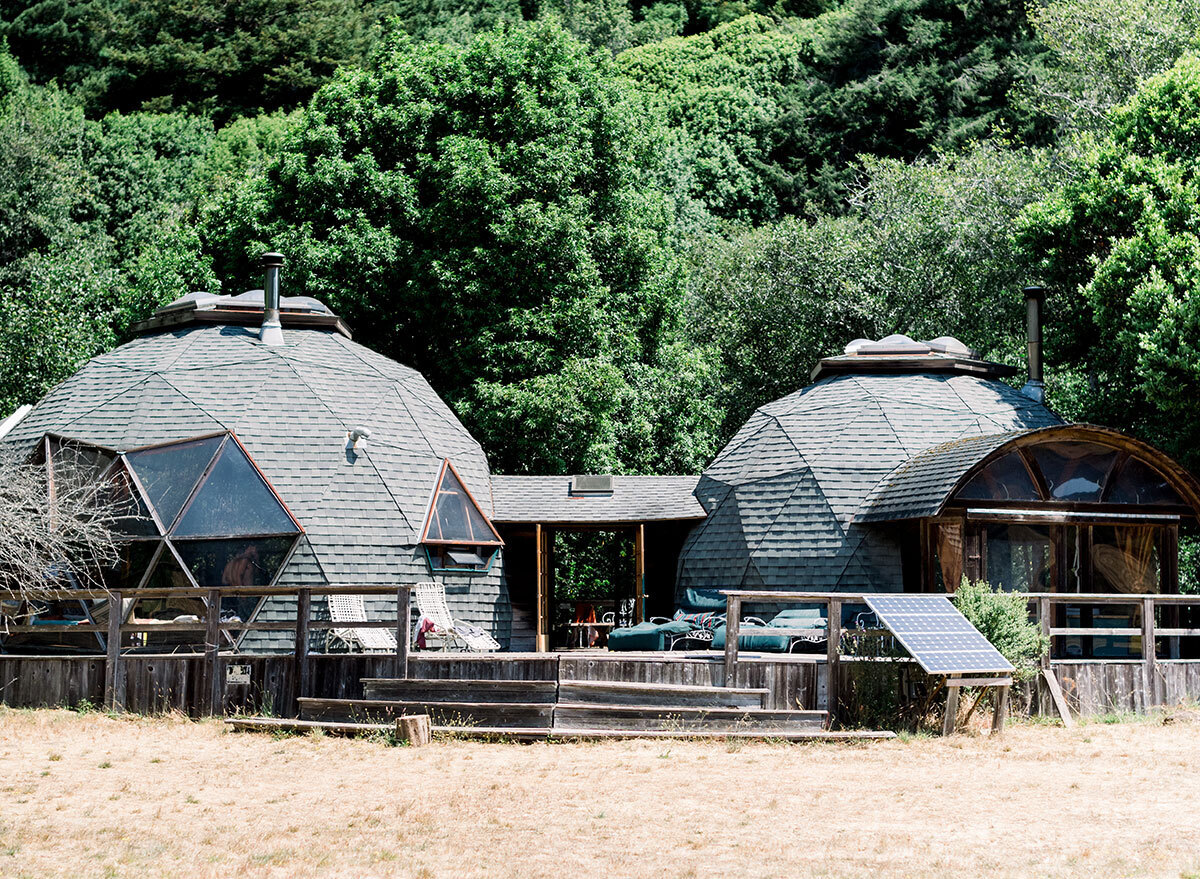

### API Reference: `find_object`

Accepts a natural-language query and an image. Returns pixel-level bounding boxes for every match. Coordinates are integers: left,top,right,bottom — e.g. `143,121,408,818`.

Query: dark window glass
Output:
100,540,160,591
957,453,1040,501
984,523,1051,592
126,435,224,529
173,442,298,537
1106,458,1184,505
1031,442,1120,501
106,465,159,537
427,545,497,572
173,536,296,590
49,438,116,488
423,463,498,544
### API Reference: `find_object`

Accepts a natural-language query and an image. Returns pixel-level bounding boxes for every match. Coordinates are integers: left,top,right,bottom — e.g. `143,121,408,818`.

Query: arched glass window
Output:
956,453,1040,501
1030,442,1120,501
1106,458,1184,506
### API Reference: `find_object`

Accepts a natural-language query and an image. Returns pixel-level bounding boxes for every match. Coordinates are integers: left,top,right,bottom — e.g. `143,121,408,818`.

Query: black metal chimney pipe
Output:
260,251,285,346
1021,285,1045,403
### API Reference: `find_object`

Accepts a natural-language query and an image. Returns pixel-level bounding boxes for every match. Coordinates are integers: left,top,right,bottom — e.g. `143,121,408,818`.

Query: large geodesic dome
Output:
1,293,509,649
677,341,1063,594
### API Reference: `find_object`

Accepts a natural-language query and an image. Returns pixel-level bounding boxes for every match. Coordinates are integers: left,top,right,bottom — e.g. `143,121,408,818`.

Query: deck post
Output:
990,684,1010,734
826,597,841,724
1038,597,1051,669
104,590,124,712
723,595,741,687
396,585,410,679
204,588,222,715
634,523,645,624
1142,596,1157,708
943,676,960,736
295,588,312,705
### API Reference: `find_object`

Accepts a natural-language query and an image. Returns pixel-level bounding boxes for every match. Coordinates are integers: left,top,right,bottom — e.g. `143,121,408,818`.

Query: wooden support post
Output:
634,523,645,624
991,684,1010,734
1040,668,1074,728
535,524,548,652
205,589,221,715
826,598,841,724
723,595,741,687
1142,596,1157,708
1039,597,1052,669
942,676,960,736
104,590,124,712
395,585,410,679
295,588,312,705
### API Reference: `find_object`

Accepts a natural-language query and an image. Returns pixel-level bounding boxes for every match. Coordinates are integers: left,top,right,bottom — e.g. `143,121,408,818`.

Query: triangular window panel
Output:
421,460,502,545
1107,458,1184,506
173,440,299,538
173,536,296,589
106,463,160,537
956,453,1041,502
126,434,224,530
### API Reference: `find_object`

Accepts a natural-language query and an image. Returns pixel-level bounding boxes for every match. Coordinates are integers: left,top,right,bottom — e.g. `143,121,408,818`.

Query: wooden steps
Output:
558,680,768,709
227,716,389,735
552,702,824,733
223,676,893,741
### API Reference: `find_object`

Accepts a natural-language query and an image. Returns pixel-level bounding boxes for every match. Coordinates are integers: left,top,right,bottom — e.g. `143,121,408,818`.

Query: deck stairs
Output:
227,677,892,740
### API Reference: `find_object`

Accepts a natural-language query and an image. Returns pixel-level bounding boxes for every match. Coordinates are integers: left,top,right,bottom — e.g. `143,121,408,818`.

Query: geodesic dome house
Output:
0,285,510,652
678,331,1200,625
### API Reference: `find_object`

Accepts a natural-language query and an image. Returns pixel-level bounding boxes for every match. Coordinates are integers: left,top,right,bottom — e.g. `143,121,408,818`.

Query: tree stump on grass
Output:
396,714,431,746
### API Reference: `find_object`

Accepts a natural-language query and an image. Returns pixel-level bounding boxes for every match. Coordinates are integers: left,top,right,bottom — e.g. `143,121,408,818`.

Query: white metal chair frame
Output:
413,581,500,652
325,593,398,654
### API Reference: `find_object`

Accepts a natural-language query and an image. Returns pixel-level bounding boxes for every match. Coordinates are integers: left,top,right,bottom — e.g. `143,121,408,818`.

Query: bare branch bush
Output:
0,446,130,614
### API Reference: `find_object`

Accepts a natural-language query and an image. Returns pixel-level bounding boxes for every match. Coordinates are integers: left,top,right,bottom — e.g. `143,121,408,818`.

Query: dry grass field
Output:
0,707,1198,879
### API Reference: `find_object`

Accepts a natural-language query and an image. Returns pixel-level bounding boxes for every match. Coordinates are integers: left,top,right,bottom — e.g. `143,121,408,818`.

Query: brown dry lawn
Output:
0,708,1198,879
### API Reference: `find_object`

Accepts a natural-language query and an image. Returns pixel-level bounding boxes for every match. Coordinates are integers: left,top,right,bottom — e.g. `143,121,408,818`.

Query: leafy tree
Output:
1025,0,1200,137
204,21,720,474
952,578,1049,683
1018,54,1200,471
690,143,1053,436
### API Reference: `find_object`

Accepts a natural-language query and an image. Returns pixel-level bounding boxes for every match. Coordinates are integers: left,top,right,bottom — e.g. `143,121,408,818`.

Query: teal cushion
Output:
658,619,694,635
709,624,791,653
682,588,726,612
608,622,665,651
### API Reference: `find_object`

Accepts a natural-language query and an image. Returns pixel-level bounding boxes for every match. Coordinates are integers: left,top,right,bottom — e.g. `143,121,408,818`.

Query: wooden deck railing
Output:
0,584,412,715
718,590,1200,722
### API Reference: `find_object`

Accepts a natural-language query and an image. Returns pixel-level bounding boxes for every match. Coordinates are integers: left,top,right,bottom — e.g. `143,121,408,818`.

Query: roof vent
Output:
570,475,614,496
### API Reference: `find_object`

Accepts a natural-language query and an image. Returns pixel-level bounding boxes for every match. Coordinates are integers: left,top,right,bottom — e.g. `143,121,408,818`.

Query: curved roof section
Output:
1,322,495,589
859,424,1200,522
678,372,1062,591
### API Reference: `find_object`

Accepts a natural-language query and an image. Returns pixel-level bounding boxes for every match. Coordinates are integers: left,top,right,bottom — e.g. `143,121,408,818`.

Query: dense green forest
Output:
1,0,1199,488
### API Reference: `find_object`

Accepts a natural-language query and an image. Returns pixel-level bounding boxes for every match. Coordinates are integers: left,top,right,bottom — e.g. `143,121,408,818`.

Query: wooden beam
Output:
295,588,311,706
535,524,547,652
944,676,1013,688
204,589,221,715
634,523,645,625
1039,596,1052,669
1041,668,1074,728
104,590,123,712
826,598,841,724
723,595,741,687
942,678,960,736
395,585,410,680
991,685,1010,734
1142,595,1157,708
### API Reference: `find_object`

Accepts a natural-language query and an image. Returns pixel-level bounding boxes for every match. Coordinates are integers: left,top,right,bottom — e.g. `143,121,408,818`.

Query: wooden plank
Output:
104,590,124,712
1049,627,1142,637
295,588,311,706
723,595,741,687
942,679,960,736
634,523,645,624
535,523,547,652
1039,597,1052,669
551,703,827,733
944,676,1013,688
558,679,768,709
395,585,410,680
826,598,841,724
203,589,221,715
299,697,554,728
1041,668,1075,728
361,678,558,703
1142,596,1157,708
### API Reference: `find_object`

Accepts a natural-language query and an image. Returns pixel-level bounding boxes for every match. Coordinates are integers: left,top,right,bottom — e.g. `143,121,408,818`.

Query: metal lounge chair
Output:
325,593,398,653
413,581,501,652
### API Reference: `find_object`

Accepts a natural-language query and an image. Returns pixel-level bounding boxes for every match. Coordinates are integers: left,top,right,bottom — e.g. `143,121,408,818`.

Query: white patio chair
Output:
325,593,398,653
413,581,500,652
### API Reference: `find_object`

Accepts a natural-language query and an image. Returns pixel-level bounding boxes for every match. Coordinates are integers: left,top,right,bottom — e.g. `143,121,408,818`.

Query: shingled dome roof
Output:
677,370,1062,593
1,307,505,647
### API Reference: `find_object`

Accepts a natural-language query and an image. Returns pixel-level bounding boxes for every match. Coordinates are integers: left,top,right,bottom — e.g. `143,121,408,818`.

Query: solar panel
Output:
863,594,1014,676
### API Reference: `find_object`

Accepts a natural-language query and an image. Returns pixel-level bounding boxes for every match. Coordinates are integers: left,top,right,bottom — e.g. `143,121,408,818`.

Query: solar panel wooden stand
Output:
942,674,1014,736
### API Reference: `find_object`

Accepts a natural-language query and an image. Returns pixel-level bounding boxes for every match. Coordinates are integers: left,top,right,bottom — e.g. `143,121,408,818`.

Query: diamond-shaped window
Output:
173,438,300,538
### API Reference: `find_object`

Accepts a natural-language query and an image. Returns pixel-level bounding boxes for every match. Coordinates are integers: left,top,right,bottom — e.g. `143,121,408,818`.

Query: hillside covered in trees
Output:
1,0,1199,503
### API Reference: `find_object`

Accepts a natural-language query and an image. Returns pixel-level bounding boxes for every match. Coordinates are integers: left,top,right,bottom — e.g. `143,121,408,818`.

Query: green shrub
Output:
952,578,1049,683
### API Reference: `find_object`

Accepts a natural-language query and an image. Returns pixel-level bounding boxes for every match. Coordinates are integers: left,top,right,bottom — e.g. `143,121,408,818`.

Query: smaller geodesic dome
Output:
1,289,511,651
677,336,1063,593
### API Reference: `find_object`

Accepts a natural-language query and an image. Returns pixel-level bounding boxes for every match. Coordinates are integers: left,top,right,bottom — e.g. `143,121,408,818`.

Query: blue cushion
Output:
768,609,825,629
608,619,693,652
682,588,726,612
709,624,791,653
